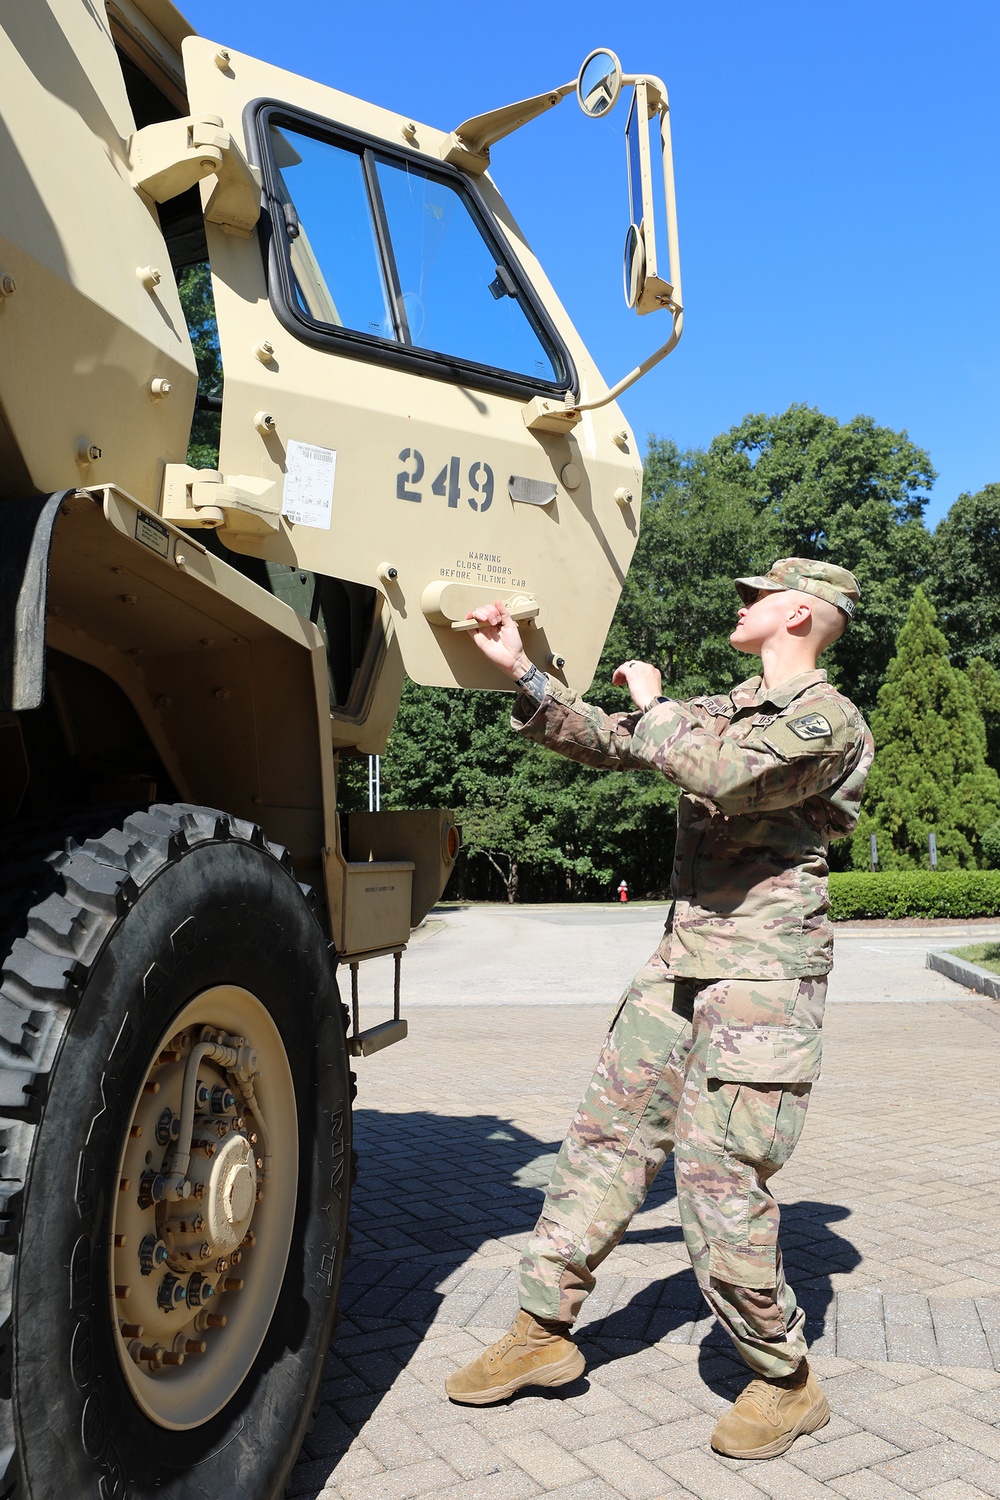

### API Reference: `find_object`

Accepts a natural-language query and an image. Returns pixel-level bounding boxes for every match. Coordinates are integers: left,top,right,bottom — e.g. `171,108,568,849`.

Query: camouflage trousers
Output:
519,951,826,1378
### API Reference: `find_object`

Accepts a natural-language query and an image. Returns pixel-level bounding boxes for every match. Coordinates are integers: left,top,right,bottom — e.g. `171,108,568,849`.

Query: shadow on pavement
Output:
288,1109,858,1494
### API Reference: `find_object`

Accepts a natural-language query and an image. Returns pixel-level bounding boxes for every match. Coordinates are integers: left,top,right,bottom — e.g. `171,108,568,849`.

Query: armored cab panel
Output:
0,0,197,502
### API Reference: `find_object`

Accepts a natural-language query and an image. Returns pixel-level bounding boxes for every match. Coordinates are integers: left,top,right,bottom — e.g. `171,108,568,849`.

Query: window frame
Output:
244,99,578,401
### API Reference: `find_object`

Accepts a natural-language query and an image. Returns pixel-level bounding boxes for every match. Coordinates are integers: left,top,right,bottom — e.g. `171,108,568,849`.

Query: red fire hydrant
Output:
617,880,629,903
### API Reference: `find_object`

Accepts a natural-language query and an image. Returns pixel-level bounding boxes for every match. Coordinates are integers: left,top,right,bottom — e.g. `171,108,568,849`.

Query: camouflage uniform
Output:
511,667,873,1377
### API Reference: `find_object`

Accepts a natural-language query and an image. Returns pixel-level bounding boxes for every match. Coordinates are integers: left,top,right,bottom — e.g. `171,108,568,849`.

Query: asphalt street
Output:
348,905,1000,1016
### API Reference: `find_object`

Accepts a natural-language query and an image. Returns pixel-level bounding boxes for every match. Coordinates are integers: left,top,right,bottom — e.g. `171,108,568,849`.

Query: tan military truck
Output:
0,3,682,1495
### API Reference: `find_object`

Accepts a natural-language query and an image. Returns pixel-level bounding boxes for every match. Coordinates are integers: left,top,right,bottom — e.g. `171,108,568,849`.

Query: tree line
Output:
341,405,1000,898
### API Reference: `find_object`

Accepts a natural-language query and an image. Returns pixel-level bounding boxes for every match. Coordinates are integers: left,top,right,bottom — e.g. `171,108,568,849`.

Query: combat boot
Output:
711,1360,830,1459
445,1308,585,1405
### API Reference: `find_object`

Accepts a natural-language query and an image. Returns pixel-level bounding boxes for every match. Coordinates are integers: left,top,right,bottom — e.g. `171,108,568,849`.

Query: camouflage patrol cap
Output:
735,557,861,620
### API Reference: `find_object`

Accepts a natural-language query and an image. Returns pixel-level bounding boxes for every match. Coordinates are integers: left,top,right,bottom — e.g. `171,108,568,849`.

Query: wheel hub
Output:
111,986,297,1429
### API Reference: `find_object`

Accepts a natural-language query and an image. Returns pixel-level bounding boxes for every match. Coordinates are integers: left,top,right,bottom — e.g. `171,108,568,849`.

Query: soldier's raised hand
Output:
612,658,663,711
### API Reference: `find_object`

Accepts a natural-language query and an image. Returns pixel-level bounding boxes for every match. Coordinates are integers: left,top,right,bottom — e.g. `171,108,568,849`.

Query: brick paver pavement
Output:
289,914,1000,1500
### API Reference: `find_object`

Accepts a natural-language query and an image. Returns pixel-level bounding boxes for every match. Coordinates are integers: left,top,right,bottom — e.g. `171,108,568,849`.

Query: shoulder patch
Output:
788,712,833,740
761,698,850,760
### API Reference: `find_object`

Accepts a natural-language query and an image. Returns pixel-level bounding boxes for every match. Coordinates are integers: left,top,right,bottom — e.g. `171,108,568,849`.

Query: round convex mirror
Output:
576,48,623,117
623,222,645,309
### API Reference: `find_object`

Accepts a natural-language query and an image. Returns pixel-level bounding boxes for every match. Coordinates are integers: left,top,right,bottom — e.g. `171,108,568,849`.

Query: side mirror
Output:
623,82,676,315
576,49,623,118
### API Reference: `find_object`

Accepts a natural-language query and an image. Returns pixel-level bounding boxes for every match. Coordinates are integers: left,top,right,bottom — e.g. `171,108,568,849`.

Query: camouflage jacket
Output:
512,669,874,979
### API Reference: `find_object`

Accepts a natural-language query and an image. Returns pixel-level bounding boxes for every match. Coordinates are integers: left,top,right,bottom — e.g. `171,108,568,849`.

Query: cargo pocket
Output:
708,1024,822,1173
708,1024,823,1085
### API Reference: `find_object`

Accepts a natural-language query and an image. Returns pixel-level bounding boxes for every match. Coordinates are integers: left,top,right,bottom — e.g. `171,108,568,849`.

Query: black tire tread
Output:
0,803,304,1498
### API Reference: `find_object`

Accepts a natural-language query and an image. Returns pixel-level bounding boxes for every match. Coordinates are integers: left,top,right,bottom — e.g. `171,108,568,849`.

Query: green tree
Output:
966,656,1000,772
852,588,1000,869
706,405,936,718
177,263,222,468
932,483,1000,668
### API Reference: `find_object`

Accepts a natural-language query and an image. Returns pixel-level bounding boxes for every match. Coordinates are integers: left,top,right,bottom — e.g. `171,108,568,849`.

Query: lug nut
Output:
241,1231,256,1250
230,1250,242,1266
156,1273,187,1311
186,1272,215,1308
115,1284,131,1300
137,1170,168,1209
222,1277,244,1293
138,1235,167,1270
205,1313,227,1328
114,1233,127,1249
156,1109,180,1146
161,1350,185,1366
120,1322,143,1339
142,1080,160,1095
184,1339,207,1355
192,1182,206,1200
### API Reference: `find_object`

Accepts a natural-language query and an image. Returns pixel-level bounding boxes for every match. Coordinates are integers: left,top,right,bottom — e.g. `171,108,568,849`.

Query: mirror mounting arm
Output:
440,82,577,175
522,307,683,434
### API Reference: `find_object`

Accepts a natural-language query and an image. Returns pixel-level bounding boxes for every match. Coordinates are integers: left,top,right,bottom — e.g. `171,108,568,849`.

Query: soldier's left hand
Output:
613,659,663,710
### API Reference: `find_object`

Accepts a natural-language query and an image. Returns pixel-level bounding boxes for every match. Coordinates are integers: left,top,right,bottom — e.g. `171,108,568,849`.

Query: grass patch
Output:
947,942,1000,976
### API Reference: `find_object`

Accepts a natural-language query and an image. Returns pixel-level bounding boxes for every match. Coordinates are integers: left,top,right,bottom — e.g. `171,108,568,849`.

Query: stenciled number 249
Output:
397,450,494,512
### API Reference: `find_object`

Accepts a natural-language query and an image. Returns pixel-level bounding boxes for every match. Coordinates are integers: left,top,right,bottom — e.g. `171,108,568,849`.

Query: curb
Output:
926,949,1000,1000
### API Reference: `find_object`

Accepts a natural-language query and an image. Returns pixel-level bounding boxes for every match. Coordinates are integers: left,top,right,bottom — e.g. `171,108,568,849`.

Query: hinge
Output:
160,464,280,535
127,116,261,233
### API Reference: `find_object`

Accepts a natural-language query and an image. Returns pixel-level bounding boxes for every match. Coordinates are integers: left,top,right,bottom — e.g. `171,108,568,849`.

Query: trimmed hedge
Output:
830,869,1000,921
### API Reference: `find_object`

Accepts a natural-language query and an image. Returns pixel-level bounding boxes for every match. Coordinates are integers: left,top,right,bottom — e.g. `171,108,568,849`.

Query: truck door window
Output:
257,108,573,397
270,127,393,337
374,157,558,382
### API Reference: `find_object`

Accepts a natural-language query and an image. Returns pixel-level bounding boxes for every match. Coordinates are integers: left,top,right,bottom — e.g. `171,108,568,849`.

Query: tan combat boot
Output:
445,1309,585,1405
711,1361,830,1459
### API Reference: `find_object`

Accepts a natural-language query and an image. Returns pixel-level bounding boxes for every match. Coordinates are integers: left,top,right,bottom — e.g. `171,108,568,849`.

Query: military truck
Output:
0,3,683,1495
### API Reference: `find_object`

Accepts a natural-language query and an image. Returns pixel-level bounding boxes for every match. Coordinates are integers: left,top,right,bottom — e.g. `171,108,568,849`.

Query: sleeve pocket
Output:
708,1024,823,1084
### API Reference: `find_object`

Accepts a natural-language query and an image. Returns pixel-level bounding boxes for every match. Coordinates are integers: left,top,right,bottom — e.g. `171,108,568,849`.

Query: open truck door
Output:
176,37,652,694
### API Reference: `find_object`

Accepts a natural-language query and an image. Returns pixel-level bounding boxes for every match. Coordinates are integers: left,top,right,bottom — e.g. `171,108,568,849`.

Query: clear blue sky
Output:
185,0,998,529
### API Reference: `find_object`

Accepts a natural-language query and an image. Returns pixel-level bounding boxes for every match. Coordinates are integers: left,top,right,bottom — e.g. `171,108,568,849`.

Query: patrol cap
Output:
734,557,861,620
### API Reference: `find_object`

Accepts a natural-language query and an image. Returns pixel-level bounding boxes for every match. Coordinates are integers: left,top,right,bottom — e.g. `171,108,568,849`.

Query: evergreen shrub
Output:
981,823,1000,871
830,870,1000,920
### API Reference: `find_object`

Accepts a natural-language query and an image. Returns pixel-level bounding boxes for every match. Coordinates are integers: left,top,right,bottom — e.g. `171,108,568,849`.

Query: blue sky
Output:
185,0,998,529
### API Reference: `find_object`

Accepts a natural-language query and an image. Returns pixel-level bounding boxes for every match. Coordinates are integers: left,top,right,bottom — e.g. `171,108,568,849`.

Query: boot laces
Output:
738,1378,785,1420
486,1319,524,1364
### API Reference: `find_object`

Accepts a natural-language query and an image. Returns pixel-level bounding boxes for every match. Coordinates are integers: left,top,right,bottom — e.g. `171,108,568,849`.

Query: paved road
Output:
290,909,1000,1500
353,905,1000,1012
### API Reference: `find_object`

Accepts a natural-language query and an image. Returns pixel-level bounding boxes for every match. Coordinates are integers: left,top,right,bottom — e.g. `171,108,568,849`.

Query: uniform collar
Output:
731,668,828,710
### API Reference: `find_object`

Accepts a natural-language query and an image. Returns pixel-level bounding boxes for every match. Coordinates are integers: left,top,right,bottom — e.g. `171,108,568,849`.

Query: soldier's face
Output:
730,588,790,654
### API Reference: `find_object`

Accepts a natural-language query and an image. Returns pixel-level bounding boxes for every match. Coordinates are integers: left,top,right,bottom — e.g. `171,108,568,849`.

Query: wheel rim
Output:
110,986,298,1429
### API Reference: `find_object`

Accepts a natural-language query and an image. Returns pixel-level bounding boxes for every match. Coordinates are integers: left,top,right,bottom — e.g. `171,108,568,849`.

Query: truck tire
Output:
0,803,351,1500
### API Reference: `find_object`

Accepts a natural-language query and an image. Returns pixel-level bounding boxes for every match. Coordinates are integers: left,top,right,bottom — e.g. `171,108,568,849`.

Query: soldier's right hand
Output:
466,602,530,679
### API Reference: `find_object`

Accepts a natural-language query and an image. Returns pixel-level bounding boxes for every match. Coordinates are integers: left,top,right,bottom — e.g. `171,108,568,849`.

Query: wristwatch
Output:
640,695,668,715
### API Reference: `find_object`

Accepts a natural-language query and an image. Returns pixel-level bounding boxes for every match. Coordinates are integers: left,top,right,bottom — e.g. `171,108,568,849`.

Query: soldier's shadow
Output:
288,1109,859,1496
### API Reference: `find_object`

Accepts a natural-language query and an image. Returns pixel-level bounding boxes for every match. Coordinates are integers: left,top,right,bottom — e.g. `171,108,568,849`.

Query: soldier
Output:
445,558,874,1461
